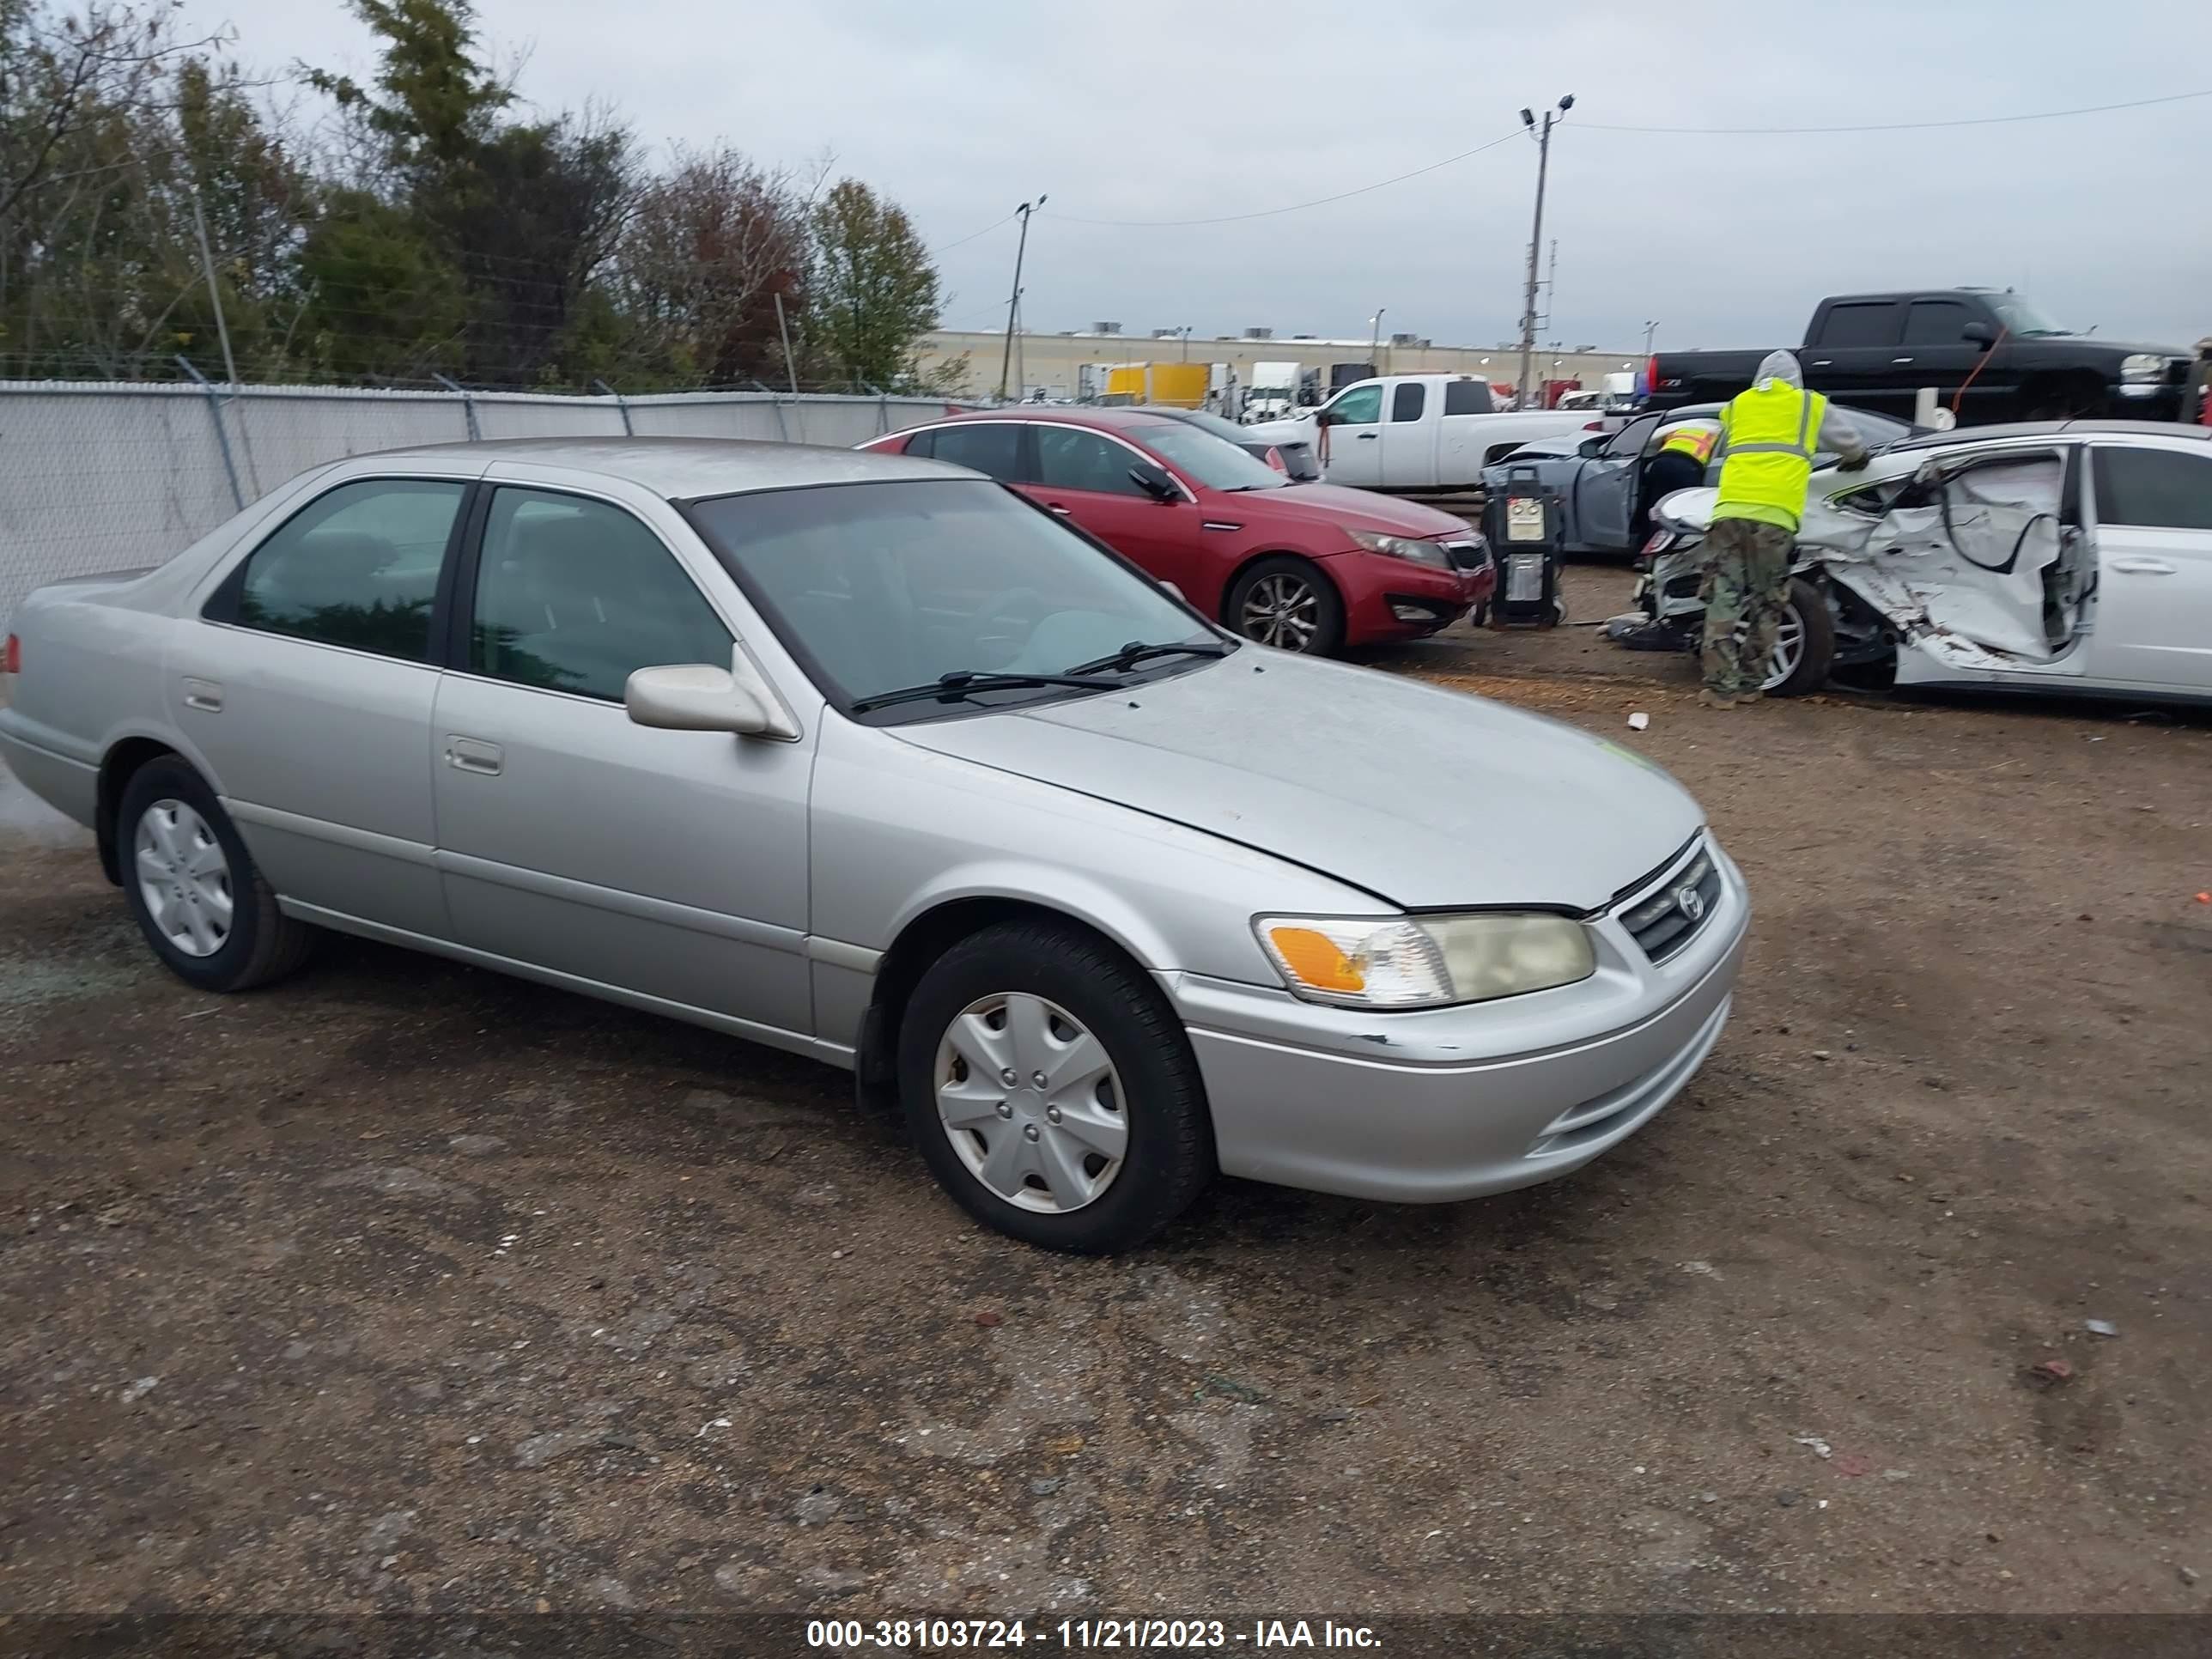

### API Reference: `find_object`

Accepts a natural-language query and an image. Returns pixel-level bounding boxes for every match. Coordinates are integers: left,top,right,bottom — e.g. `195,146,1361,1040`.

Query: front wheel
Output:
1224,556,1346,655
897,921,1214,1253
1758,578,1838,696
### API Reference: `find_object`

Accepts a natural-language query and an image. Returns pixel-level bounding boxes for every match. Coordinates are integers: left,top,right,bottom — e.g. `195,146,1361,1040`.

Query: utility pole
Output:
1516,95,1571,410
998,194,1046,402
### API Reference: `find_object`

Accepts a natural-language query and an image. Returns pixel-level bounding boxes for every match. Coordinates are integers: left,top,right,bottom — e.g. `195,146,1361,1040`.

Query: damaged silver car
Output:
1625,421,2212,702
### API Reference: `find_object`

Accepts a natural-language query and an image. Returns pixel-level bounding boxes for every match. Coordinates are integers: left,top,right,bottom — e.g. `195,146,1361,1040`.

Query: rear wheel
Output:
117,756,313,992
1225,556,1345,655
897,921,1213,1253
1758,578,1837,696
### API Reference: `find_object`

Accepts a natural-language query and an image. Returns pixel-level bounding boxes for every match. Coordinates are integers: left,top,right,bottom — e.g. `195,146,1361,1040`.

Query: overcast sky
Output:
184,0,2212,352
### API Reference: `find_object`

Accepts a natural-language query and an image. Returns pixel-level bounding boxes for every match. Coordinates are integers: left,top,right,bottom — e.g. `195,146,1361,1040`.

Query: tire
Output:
1759,577,1837,696
896,920,1214,1254
116,756,314,992
1224,556,1346,655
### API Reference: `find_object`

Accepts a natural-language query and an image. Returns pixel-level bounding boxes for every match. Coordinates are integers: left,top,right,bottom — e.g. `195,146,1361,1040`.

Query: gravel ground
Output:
3,569,2209,1621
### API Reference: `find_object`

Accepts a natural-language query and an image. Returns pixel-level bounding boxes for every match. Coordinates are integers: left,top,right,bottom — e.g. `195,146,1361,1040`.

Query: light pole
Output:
1180,325,1192,362
1643,319,1659,356
1516,95,1572,410
998,194,1046,402
1370,308,1386,365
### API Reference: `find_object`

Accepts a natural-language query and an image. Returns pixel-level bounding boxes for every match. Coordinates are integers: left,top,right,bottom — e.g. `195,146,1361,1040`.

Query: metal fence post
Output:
434,374,481,441
177,357,245,511
593,379,633,436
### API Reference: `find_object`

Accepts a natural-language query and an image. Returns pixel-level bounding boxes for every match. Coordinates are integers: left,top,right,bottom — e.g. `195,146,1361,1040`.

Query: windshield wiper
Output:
1065,639,1234,675
849,670,1126,714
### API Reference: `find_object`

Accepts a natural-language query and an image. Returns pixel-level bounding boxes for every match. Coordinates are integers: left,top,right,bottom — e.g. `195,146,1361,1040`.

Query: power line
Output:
1579,87,2211,136
1042,131,1521,228
927,210,1018,256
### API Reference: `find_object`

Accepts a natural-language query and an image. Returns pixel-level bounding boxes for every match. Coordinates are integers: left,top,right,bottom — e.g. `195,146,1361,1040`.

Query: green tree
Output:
805,178,940,391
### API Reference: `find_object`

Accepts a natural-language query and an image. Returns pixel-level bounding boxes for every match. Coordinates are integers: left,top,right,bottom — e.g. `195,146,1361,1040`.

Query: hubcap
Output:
1240,573,1321,651
934,992,1127,1214
1759,605,1807,693
134,799,234,958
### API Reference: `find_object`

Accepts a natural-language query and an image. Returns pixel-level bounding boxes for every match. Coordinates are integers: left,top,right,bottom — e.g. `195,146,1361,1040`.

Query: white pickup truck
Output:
1243,374,1598,494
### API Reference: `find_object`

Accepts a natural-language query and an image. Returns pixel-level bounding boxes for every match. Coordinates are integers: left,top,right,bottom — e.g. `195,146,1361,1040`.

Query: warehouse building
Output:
914,324,1638,406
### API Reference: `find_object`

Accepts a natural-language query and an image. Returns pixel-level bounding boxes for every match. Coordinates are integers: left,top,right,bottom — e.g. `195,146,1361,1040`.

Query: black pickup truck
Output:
1646,289,2193,427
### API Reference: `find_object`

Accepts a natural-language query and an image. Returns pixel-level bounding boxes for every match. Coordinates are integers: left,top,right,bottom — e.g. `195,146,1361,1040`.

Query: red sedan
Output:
860,408,1492,655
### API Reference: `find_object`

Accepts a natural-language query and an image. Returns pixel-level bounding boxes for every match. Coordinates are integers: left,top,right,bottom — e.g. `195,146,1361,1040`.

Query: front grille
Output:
1440,538,1488,572
1616,842,1722,962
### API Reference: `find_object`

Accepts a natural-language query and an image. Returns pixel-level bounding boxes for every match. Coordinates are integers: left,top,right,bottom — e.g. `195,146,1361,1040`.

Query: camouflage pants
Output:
1699,518,1795,696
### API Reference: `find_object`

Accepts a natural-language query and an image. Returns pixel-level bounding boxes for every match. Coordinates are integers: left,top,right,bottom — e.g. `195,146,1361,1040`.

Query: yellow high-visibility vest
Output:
1657,425,1718,465
1715,383,1827,532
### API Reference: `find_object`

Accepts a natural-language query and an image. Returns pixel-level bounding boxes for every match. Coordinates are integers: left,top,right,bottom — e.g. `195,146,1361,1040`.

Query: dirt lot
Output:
4,564,2209,1622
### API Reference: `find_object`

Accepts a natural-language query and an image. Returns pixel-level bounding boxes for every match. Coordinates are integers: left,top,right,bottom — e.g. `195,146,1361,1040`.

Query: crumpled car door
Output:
1820,450,2087,672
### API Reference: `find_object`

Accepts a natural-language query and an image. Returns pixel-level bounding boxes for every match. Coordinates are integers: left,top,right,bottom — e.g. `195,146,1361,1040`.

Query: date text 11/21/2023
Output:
805,1619,1382,1650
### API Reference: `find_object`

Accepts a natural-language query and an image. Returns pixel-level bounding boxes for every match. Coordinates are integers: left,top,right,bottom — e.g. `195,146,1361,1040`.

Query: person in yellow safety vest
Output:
1699,350,1869,708
1633,418,1722,549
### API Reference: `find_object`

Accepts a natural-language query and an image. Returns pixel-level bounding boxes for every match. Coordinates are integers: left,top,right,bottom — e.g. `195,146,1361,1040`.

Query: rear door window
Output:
223,477,465,661
1817,301,1904,348
1391,383,1425,422
2093,446,2212,531
925,422,1026,481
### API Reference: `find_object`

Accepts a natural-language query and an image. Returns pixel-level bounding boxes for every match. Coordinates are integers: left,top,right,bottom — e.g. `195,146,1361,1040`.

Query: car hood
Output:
1224,482,1472,539
894,652,1702,911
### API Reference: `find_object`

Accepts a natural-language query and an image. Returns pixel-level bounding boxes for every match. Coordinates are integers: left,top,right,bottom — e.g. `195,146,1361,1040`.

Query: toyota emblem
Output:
1674,884,1705,922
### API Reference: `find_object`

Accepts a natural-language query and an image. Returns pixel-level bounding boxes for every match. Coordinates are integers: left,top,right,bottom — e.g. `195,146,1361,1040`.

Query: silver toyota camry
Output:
0,438,1748,1252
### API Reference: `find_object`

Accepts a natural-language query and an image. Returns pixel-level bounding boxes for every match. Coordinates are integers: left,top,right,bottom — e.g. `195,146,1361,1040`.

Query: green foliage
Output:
805,178,942,391
1,0,945,390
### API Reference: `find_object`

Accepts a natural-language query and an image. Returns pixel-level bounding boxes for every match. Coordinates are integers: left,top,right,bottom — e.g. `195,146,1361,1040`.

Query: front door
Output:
1317,382,1384,486
1896,297,1991,424
2085,442,2212,690
430,483,814,1037
177,474,471,939
1024,426,1202,594
1571,415,1659,551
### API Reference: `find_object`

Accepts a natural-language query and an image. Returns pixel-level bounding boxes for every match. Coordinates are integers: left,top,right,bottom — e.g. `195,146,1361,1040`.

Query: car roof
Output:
1889,418,2212,452
343,434,958,498
934,406,1176,432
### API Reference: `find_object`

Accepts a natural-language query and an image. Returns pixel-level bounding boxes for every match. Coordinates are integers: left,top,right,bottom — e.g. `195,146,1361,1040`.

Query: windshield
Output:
1986,294,2069,337
1135,422,1289,490
686,480,1221,720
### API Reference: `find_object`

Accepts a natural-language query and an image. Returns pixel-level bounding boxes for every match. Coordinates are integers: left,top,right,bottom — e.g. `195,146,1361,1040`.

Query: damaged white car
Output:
1623,421,2212,702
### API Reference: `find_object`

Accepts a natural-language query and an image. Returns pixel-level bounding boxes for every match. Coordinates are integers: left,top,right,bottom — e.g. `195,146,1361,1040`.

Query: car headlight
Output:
1255,912,1595,1009
2120,353,2167,383
1349,530,1452,569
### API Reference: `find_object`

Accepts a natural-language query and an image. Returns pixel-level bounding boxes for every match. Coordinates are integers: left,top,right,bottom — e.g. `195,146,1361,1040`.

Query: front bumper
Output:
1329,549,1492,643
1166,841,1748,1204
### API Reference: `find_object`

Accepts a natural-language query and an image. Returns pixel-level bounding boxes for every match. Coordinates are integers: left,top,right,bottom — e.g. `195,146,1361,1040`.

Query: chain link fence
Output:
0,381,966,627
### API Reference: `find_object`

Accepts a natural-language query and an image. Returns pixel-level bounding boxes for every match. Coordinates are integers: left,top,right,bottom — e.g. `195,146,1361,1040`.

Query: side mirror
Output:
1128,463,1179,501
626,662,769,733
1579,436,1607,458
1312,407,1334,427
1961,322,1997,349
1160,580,1187,602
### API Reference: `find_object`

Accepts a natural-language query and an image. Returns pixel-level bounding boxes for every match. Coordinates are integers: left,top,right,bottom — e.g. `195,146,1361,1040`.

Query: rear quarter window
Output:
1443,380,1493,416
2093,446,2212,531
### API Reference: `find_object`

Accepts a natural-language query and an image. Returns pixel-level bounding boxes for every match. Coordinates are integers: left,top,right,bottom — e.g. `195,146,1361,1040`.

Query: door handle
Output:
1046,503,1072,516
445,736,503,776
181,678,222,713
1810,359,1832,368
2109,556,2177,575
1891,356,1914,364
1355,431,1379,440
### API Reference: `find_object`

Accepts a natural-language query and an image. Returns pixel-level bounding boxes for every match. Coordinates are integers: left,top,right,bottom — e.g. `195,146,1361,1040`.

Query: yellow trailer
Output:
1101,362,1209,408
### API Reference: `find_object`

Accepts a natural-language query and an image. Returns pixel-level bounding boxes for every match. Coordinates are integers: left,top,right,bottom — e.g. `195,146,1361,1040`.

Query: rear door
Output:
1029,424,1204,593
179,470,474,939
1380,380,1435,488
1318,382,1384,485
2083,441,2212,690
1803,299,1908,417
